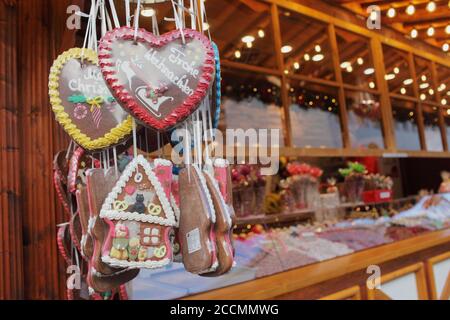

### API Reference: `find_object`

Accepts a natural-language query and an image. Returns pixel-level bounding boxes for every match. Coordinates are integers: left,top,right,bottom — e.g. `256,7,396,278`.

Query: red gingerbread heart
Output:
98,27,215,131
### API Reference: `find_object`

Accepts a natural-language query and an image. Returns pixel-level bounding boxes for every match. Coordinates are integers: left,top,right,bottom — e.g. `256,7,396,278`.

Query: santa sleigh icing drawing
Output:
120,60,174,118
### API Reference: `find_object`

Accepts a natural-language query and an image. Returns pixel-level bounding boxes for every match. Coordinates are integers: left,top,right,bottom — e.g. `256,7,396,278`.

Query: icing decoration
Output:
68,147,85,193
147,203,162,216
98,27,215,131
48,48,132,150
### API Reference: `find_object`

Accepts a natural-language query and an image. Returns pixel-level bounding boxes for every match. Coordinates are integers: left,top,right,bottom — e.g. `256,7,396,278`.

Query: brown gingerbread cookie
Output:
178,164,218,274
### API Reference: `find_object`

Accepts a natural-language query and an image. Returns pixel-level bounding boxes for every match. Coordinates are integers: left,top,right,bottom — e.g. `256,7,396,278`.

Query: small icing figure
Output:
132,193,146,214
138,246,148,261
110,223,129,260
128,237,140,261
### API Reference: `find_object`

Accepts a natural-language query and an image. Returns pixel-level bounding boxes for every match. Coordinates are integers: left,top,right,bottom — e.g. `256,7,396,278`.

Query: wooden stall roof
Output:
331,0,450,51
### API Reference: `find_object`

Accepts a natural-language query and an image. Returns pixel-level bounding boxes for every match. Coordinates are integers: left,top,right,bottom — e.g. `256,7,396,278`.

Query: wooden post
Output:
430,61,448,151
271,3,293,147
408,52,427,151
371,37,396,150
328,23,351,149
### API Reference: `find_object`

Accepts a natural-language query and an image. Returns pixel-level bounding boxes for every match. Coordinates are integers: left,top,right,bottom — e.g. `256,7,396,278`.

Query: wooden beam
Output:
431,61,448,150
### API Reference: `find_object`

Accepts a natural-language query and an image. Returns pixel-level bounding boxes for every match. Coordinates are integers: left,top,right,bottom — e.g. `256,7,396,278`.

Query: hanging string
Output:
108,0,120,28
189,0,196,29
132,118,138,159
133,0,142,43
170,0,186,44
201,101,210,162
100,0,107,37
80,0,96,62
113,146,118,178
125,0,131,27
152,11,160,35
65,140,74,159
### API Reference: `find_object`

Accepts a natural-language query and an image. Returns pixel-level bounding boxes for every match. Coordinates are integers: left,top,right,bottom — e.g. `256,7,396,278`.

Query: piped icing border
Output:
192,164,216,224
48,47,133,151
100,155,176,226
98,27,215,131
101,256,171,269
170,193,180,227
203,169,232,227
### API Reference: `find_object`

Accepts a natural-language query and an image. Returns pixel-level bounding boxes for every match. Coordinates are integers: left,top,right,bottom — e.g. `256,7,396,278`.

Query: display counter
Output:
126,194,450,300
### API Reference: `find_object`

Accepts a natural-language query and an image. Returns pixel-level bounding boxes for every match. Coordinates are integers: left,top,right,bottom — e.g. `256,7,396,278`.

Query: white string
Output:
108,0,120,28
113,146,118,178
189,0,195,29
134,0,142,42
125,0,131,27
100,0,107,37
152,12,160,35
201,100,210,162
171,0,185,44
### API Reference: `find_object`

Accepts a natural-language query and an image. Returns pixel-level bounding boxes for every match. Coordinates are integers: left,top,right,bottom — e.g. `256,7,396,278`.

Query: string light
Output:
387,7,396,18
426,1,436,12
400,87,407,95
346,65,353,72
438,84,446,92
447,109,450,115
293,62,300,70
429,88,434,95
315,45,322,53
281,45,293,53
357,57,364,65
446,25,450,34
364,68,375,75
246,42,253,48
313,54,324,62
427,26,435,37
421,75,427,82
241,35,255,44
394,67,400,74
442,98,448,105
420,83,430,89
385,73,396,80
340,61,351,68
258,29,265,38
420,93,427,100
234,50,241,59
410,29,418,38
406,3,415,15
304,53,311,61
404,78,413,85
443,43,450,52
369,82,375,89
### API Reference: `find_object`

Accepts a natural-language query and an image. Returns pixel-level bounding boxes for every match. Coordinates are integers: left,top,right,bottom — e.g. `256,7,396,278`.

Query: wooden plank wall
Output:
0,0,22,300
0,0,82,299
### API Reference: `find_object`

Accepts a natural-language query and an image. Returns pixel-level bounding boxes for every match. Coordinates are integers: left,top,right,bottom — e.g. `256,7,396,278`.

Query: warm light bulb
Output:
447,109,450,115
429,88,434,95
364,68,375,75
304,53,310,61
394,67,400,74
369,82,375,89
313,54,324,62
400,88,407,95
420,93,427,100
293,62,300,70
446,25,450,34
406,4,415,15
281,45,293,53
441,98,447,105
426,1,436,12
241,35,255,43
421,75,427,82
385,73,396,81
404,78,413,85
443,43,450,52
387,7,396,18
410,29,418,38
346,65,353,73
258,29,265,38
234,50,241,59
427,26,435,37
357,57,364,65
246,41,253,48
315,45,321,53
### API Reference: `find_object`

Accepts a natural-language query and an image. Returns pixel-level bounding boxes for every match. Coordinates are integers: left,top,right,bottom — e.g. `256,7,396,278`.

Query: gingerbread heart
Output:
49,48,133,151
98,27,215,131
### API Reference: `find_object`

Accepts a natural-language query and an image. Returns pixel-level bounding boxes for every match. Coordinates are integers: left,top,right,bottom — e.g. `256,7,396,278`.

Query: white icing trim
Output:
101,255,171,269
170,193,180,227
203,170,232,227
198,259,219,274
153,158,172,167
88,216,96,233
192,164,216,224
100,155,176,226
100,210,175,225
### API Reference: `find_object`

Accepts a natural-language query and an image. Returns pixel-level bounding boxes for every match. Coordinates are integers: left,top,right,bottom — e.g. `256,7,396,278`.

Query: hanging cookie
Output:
98,27,215,131
178,164,218,274
49,48,133,151
100,155,177,269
